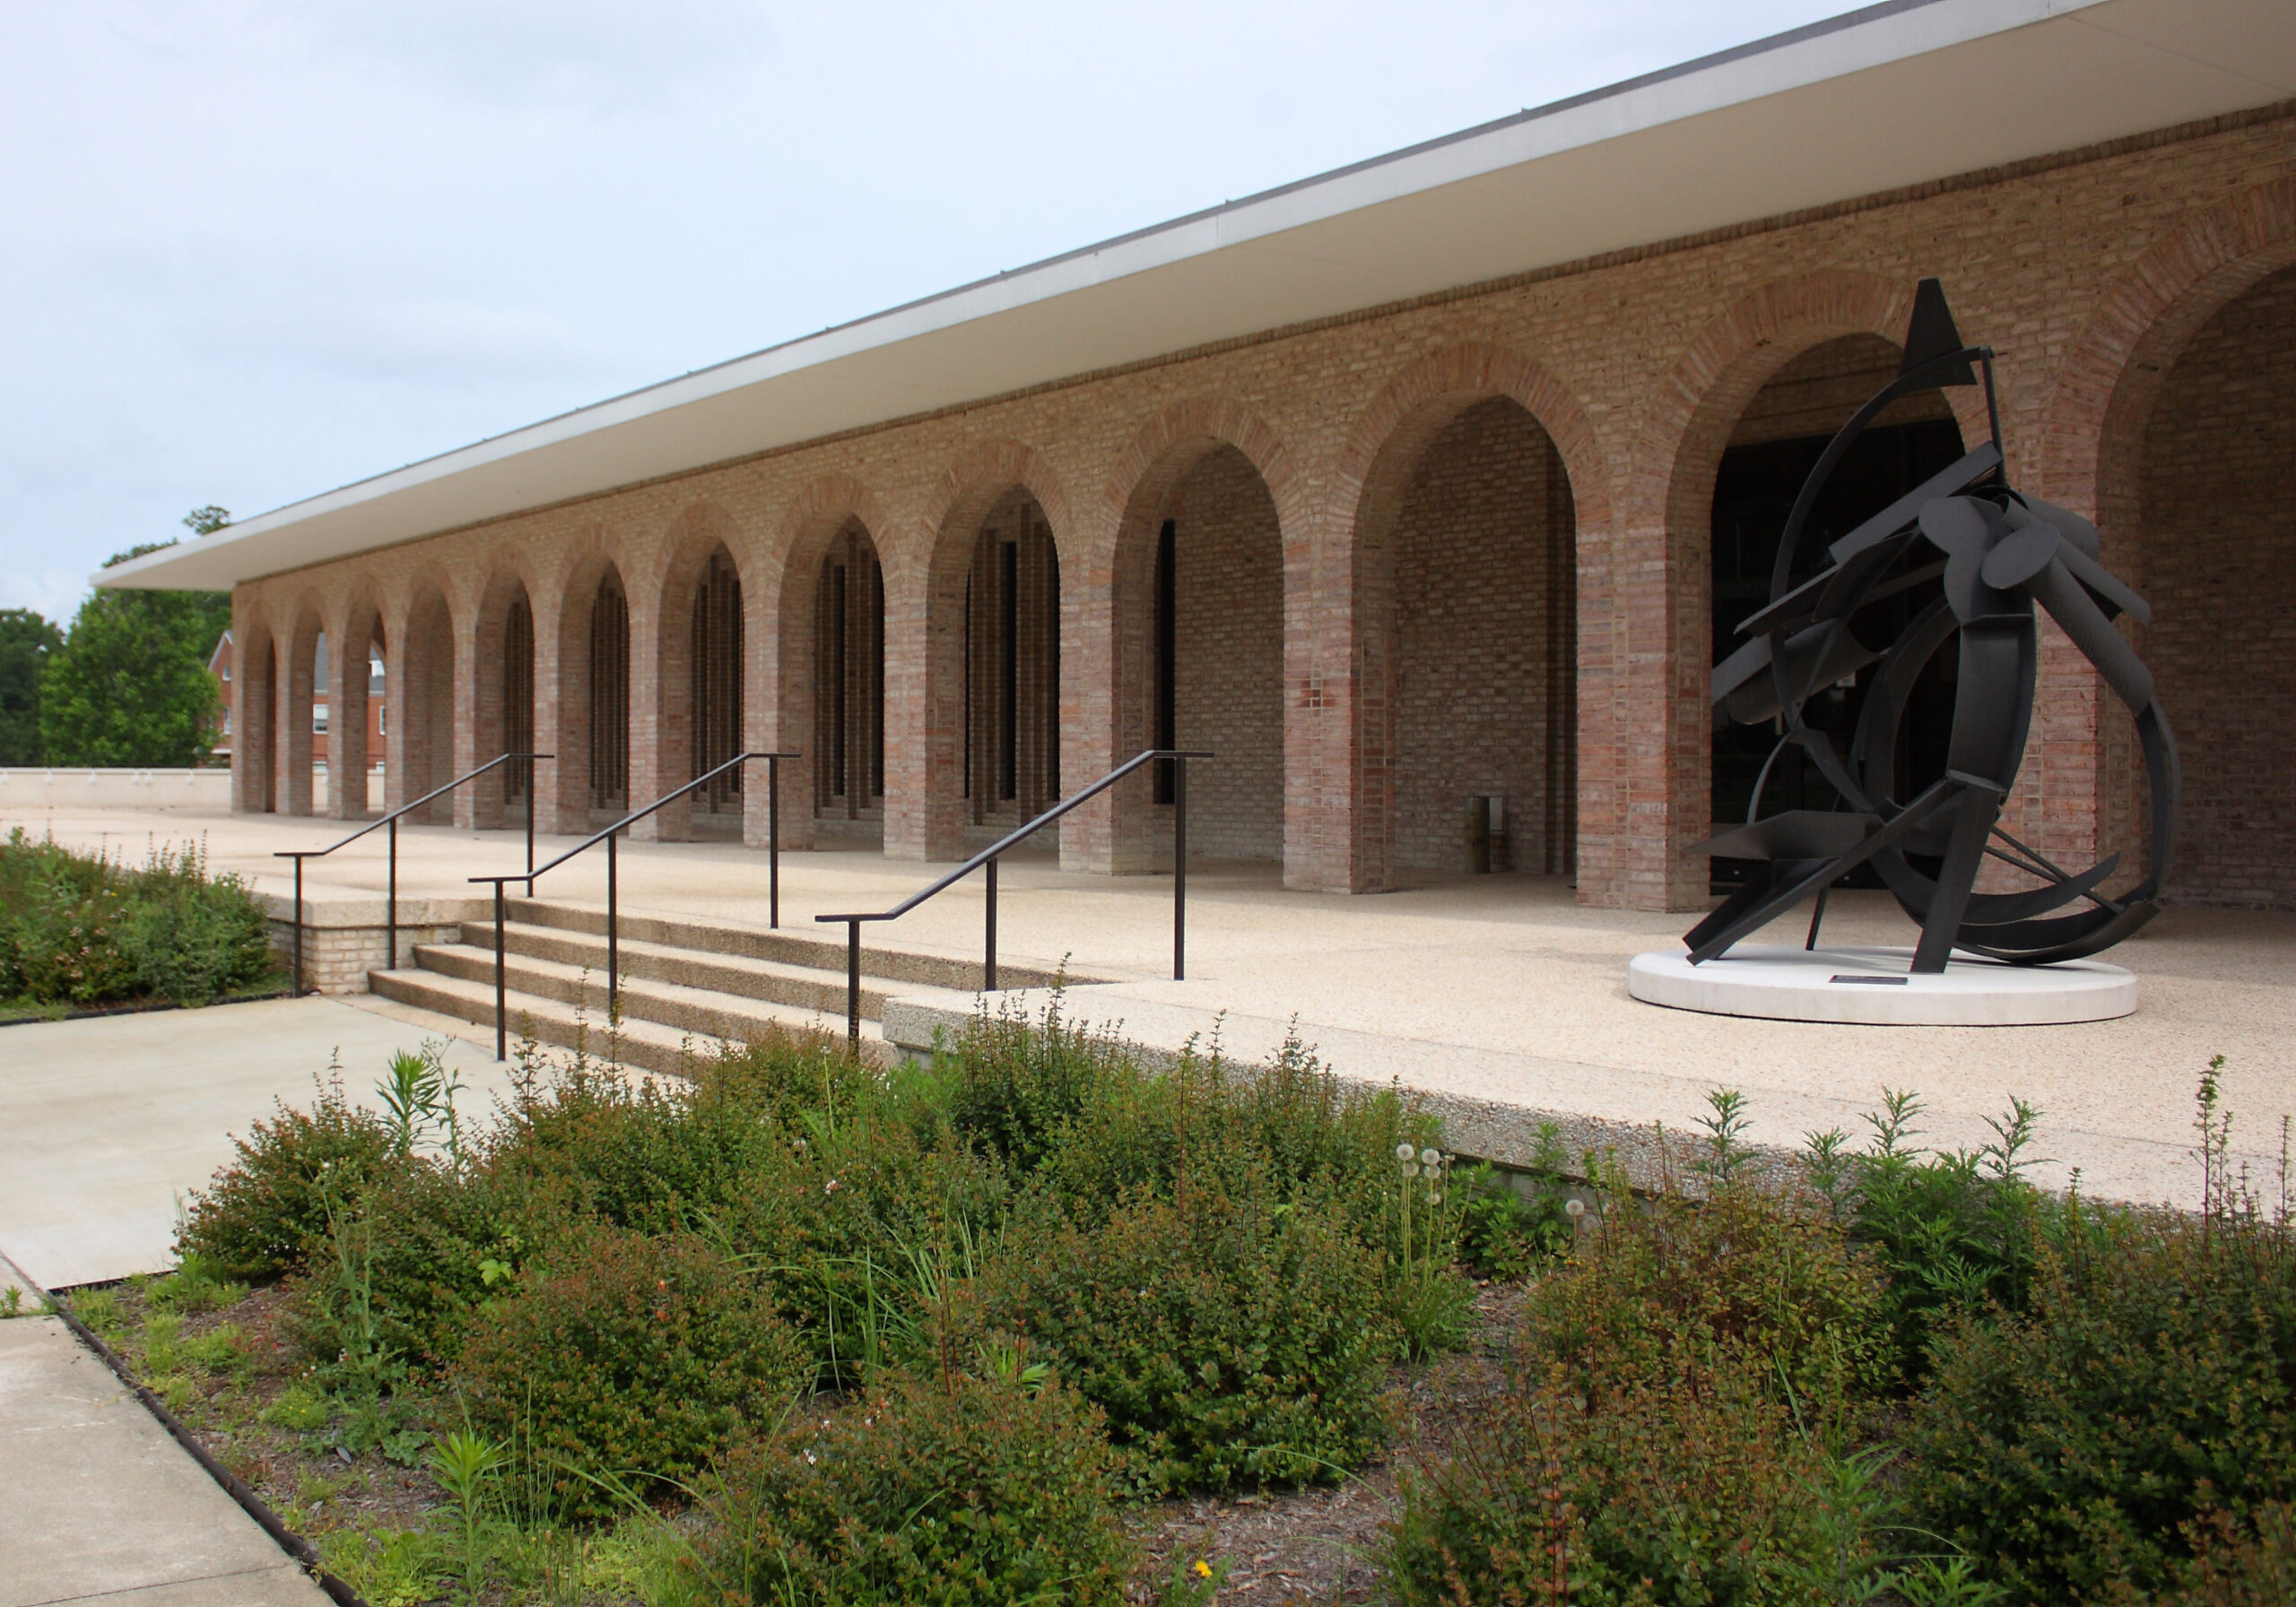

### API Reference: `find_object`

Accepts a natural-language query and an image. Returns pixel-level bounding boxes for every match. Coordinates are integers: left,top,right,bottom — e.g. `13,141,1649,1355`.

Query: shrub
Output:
2101,1503,2296,1607
955,1007,1474,1355
454,1225,810,1518
117,844,273,1003
1533,1118,1893,1409
1903,1192,2296,1599
1385,1352,1839,1607
693,1360,1133,1606
0,830,274,1007
1804,1090,2048,1385
177,1070,405,1278
1457,1140,1576,1282
986,1172,1396,1495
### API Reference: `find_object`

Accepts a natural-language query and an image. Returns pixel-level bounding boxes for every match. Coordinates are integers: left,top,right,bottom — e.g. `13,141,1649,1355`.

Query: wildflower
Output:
1564,1197,1586,1219
1196,1559,1213,1578
1420,1147,1441,1168
1396,1142,1415,1162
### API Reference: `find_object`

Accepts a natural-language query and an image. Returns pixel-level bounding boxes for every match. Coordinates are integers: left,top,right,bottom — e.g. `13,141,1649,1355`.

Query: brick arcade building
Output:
109,0,2296,916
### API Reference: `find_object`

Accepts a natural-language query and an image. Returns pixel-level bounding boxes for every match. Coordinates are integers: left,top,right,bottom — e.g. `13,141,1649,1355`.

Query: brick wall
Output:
1170,445,1284,860
2139,265,2296,908
223,109,2296,913
1392,399,1570,873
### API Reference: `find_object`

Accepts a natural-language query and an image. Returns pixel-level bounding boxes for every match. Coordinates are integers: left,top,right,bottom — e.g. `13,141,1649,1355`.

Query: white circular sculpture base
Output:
1627,945,2135,1026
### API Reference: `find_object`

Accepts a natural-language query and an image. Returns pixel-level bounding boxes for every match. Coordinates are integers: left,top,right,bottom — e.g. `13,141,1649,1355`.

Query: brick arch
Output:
231,612,278,814
2034,178,2296,902
2037,176,2296,525
327,576,390,821
545,537,631,833
1094,397,1302,874
1100,396,1304,558
393,565,460,821
1334,343,1609,894
469,547,544,829
1606,269,1954,911
897,439,1073,861
770,473,894,850
276,589,328,817
1338,342,1613,542
639,498,758,841
913,439,1074,591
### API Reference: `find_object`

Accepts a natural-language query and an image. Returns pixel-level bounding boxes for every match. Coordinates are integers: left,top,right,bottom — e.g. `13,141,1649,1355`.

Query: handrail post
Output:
386,817,397,971
606,829,619,1006
985,856,998,992
493,881,508,1062
846,919,861,1047
1173,753,1187,982
768,753,781,930
525,768,535,899
291,856,304,997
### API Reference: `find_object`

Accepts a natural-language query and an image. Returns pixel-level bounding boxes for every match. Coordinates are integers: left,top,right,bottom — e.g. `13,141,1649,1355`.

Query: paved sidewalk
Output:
0,995,517,1290
0,1255,326,1606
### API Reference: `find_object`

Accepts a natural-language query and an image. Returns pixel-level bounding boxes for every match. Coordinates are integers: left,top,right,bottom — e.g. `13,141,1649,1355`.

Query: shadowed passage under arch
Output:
959,487,1061,839
814,523,885,836
1361,395,1578,886
2135,265,2296,909
688,546,744,835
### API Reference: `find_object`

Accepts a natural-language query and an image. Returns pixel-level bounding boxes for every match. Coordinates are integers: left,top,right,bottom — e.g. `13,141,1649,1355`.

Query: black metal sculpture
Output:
1689,280,2178,973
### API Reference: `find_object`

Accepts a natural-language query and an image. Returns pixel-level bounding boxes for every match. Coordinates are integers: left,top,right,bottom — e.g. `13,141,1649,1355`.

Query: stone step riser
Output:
500,898,1069,992
411,944,872,1041
457,922,891,1018
368,969,697,1077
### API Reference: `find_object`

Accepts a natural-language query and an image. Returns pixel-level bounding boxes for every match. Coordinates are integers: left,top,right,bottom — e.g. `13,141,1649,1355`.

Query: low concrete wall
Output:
0,768,232,810
256,891,492,995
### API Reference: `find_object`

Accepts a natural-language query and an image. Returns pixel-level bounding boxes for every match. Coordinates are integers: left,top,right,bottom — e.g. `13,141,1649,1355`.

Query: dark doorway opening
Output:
1709,416,1963,888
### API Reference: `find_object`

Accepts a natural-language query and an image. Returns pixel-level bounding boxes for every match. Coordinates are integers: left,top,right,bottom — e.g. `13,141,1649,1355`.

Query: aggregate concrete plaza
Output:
9,804,2292,1221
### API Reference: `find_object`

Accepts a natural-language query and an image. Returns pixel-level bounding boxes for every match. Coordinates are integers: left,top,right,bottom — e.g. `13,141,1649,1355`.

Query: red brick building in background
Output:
202,630,386,786
107,0,2296,913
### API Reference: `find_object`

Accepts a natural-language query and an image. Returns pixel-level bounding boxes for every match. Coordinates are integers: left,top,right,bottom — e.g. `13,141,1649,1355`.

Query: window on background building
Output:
370,652,385,694
314,703,328,734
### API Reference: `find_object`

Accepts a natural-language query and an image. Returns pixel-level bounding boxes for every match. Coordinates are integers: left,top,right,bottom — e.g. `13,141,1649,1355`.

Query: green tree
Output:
39,510,236,768
0,609,64,764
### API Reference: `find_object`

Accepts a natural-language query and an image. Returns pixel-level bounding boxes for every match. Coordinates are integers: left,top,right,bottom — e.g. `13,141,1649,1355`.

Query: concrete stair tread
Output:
440,929,984,1022
500,897,1082,990
369,964,889,1074
466,920,978,1007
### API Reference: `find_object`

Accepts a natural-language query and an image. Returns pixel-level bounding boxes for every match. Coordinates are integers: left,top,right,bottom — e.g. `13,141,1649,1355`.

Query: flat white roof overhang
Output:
103,0,2296,593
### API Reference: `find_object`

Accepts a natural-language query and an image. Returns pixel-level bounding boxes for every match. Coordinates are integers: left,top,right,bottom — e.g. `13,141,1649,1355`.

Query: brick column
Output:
327,601,369,821
281,626,315,817
879,552,940,860
628,592,685,841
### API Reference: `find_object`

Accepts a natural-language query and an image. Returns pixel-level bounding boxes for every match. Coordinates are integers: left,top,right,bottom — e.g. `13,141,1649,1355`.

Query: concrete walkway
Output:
10,803,2295,1209
0,1257,327,1606
0,995,517,1290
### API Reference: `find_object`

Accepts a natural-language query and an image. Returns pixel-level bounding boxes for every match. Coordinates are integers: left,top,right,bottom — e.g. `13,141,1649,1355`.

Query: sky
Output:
0,0,1855,623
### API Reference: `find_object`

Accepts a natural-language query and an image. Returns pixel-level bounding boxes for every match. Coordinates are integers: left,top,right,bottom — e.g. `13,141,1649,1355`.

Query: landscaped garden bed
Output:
0,828,289,1021
35,1005,2296,1605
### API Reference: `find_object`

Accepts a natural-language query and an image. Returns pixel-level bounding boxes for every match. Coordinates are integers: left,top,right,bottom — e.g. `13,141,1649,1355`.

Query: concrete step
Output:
500,897,1081,992
458,919,921,1020
405,941,961,1047
367,960,900,1074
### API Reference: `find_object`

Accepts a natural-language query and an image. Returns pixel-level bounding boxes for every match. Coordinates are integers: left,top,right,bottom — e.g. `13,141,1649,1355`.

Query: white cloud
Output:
0,0,1850,595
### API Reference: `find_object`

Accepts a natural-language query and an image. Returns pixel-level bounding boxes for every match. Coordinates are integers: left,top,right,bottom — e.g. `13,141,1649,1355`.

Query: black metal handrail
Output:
468,750,797,1059
274,751,553,996
817,748,1212,1046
